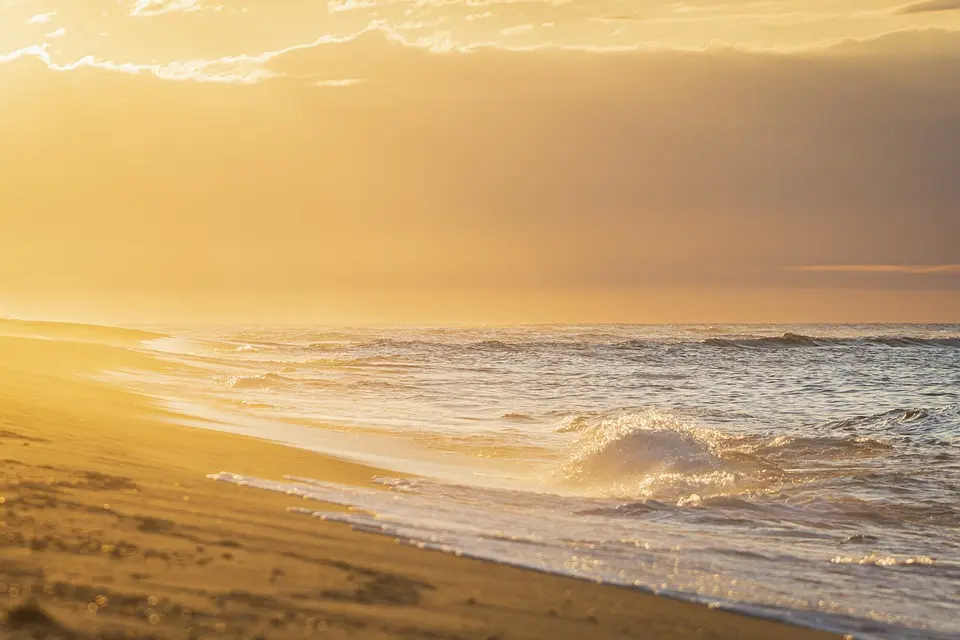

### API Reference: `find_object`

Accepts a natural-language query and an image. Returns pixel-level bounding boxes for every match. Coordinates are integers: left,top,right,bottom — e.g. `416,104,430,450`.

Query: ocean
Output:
118,324,959,638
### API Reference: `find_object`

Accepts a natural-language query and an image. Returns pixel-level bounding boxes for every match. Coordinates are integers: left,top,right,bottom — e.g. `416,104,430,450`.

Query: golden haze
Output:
2,0,959,323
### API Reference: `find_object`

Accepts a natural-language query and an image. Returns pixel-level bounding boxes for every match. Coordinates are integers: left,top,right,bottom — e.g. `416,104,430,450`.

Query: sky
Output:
1,0,959,324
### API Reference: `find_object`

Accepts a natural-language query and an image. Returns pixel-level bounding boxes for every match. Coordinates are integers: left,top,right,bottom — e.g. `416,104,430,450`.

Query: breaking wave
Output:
552,408,941,500
556,409,778,499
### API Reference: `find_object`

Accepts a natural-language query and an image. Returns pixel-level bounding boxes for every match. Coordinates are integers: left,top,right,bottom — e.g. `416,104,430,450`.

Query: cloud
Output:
328,0,379,13
313,78,364,87
0,25,378,84
2,27,960,295
26,12,56,24
0,44,277,84
787,265,960,275
130,0,203,17
897,0,960,14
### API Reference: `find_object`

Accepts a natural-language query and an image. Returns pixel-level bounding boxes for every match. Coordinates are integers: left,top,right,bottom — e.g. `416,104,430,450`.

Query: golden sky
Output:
2,0,960,323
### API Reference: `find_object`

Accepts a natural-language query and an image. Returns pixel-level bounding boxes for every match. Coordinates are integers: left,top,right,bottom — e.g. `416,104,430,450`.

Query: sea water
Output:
123,324,960,638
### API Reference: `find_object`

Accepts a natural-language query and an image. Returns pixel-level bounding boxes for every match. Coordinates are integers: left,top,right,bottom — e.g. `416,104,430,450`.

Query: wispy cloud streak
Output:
0,25,380,84
788,265,960,275
897,0,960,14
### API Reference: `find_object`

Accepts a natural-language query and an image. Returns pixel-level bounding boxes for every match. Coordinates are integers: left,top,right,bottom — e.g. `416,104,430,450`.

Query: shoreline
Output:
0,325,838,639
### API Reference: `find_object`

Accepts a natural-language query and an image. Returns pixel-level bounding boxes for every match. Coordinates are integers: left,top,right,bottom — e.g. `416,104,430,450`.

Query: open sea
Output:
117,324,960,638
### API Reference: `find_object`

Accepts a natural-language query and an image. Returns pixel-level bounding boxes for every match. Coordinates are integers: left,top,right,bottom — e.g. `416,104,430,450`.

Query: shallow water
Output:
124,324,960,638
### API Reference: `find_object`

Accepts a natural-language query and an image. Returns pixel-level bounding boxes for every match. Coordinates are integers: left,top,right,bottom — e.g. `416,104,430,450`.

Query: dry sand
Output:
0,323,838,639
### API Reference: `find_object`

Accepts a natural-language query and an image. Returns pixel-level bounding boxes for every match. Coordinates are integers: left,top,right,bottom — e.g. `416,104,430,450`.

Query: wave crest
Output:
556,409,773,499
553,407,930,500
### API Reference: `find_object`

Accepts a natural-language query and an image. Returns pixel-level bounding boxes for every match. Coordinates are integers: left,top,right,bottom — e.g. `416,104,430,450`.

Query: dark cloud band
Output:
898,0,960,15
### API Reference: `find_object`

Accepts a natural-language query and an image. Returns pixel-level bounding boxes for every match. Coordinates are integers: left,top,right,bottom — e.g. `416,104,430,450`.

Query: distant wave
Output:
202,332,960,358
356,333,960,352
701,333,960,349
830,406,933,428
501,412,538,423
360,338,526,352
305,355,421,370
306,342,352,352
473,339,523,352
687,326,732,335
303,378,408,391
825,405,960,439
213,371,405,391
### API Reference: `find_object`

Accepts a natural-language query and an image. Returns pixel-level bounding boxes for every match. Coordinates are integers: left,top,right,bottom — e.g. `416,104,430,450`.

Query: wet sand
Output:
0,325,838,639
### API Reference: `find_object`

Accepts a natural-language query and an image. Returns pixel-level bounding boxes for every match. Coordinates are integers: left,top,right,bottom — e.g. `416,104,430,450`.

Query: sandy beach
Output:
0,322,838,639
4,2,957,633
